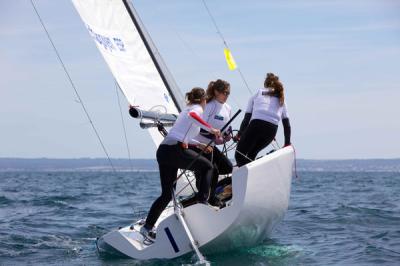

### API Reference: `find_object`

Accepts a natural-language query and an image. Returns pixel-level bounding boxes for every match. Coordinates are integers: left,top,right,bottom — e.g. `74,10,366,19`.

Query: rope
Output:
182,171,196,194
175,172,197,197
224,141,237,153
272,138,280,150
292,145,300,179
30,0,116,172
201,0,252,95
234,149,254,165
115,82,134,171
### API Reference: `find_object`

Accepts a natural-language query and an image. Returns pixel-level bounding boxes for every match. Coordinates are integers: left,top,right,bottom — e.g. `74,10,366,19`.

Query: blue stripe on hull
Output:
164,227,179,253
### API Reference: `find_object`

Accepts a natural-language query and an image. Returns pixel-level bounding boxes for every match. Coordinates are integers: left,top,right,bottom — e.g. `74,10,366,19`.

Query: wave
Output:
0,195,13,205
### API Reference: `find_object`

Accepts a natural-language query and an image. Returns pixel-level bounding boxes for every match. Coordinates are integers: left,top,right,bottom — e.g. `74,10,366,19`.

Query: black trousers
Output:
145,143,213,228
235,119,278,167
190,146,233,202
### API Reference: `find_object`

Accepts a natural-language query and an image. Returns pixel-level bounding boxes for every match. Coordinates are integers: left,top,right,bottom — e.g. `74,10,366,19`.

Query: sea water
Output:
0,170,399,265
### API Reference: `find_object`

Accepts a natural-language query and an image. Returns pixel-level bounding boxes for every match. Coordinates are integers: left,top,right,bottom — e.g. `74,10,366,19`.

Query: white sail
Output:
71,0,184,146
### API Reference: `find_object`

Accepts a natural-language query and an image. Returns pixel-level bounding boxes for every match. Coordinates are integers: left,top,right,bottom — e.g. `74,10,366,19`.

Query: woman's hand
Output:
223,133,232,142
197,143,213,153
214,136,224,145
233,133,241,142
210,128,221,137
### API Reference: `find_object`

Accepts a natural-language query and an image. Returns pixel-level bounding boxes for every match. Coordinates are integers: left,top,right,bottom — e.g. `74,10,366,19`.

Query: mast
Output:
122,0,183,112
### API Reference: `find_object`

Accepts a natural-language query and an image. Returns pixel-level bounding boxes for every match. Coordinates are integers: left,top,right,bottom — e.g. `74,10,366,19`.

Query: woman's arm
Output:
282,118,291,146
188,111,220,136
188,111,211,130
237,93,256,137
237,112,252,137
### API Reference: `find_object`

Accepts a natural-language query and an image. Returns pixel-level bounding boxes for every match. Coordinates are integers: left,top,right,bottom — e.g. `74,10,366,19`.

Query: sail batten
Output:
72,0,183,146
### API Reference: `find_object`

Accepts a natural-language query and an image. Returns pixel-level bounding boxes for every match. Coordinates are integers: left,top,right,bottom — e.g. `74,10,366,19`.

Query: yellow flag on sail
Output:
224,48,237,70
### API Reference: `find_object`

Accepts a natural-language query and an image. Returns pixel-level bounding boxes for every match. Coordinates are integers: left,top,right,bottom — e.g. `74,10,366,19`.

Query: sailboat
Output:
72,0,295,260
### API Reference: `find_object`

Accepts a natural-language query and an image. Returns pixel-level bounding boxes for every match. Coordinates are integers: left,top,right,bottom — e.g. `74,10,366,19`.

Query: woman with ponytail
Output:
234,73,291,167
139,87,221,242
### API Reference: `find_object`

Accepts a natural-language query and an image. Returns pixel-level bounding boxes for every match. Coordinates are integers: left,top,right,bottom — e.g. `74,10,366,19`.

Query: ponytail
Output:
186,87,206,105
264,72,285,105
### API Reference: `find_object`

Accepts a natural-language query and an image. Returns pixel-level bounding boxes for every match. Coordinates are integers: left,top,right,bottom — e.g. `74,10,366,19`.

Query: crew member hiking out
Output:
235,72,291,167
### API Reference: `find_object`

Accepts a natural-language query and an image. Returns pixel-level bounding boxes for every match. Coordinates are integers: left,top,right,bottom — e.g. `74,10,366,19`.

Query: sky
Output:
1,0,399,159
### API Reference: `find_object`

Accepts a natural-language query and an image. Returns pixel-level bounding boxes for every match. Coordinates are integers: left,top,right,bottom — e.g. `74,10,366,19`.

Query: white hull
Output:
98,146,295,260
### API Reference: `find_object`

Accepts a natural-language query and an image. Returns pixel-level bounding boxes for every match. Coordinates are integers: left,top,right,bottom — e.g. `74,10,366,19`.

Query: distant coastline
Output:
0,158,399,172
0,158,157,172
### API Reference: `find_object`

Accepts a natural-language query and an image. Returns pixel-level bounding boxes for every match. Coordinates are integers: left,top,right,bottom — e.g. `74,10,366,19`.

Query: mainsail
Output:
71,0,184,146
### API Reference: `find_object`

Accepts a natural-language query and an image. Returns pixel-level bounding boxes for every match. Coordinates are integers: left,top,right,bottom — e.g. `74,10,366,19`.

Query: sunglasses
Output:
219,90,230,96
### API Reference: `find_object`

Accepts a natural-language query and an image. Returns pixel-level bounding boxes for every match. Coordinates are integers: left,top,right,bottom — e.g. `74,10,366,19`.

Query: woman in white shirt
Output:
139,87,220,241
191,79,233,206
235,73,291,167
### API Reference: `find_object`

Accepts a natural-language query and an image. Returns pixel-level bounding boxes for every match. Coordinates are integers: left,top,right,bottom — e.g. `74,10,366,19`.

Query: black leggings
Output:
190,146,233,202
145,143,213,228
235,119,278,167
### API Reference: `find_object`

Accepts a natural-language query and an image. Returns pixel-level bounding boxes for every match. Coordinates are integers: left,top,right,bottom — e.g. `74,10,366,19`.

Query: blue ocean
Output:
1,165,400,265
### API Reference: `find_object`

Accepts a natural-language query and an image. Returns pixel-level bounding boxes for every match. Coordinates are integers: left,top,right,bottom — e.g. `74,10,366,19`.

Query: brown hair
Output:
185,87,206,105
206,79,230,103
264,72,285,105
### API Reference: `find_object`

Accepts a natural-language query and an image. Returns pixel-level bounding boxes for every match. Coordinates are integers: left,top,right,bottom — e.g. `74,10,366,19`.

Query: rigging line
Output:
30,0,116,172
201,0,253,95
234,149,254,165
292,145,300,179
176,171,196,197
113,83,139,211
272,138,281,150
114,81,134,171
173,30,242,111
